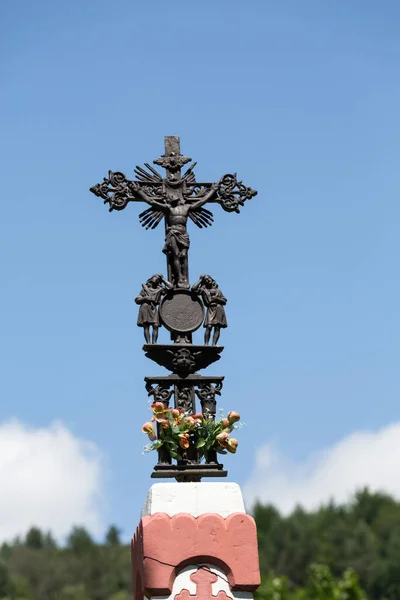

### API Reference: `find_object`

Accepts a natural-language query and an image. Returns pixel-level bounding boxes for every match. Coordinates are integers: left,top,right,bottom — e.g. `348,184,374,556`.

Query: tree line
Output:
1,489,400,599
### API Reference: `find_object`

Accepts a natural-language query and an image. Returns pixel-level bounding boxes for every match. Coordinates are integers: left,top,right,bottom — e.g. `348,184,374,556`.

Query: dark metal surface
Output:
151,465,228,483
145,375,224,417
143,344,223,375
144,374,225,384
160,289,204,334
195,382,223,417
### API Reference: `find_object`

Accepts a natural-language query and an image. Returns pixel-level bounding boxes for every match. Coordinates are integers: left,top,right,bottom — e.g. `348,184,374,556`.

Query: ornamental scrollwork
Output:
217,173,257,213
90,170,133,212
195,382,223,417
175,385,194,413
153,153,191,171
145,381,174,407
90,170,163,212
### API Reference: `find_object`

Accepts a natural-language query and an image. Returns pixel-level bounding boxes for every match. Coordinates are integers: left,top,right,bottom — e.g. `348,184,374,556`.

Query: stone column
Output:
131,482,260,600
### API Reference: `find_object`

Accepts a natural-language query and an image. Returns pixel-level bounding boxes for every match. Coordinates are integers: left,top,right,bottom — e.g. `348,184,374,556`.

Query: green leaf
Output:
206,438,215,450
196,438,206,449
164,438,177,446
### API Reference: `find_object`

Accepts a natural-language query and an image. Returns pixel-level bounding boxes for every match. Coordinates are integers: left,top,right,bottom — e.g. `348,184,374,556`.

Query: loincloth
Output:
163,227,190,256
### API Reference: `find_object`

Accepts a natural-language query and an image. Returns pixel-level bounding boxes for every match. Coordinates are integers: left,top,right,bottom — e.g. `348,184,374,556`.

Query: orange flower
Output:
227,411,240,424
185,416,197,427
226,438,238,453
142,422,156,441
192,413,203,420
178,433,190,449
220,418,230,429
151,402,171,422
216,431,229,448
172,408,182,418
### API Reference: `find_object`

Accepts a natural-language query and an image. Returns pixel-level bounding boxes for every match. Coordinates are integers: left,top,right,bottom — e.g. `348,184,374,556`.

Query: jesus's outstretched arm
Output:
129,182,168,212
189,183,219,211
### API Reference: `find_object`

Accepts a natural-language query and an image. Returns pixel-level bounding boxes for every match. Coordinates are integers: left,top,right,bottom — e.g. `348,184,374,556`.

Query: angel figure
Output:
191,275,227,346
135,274,173,344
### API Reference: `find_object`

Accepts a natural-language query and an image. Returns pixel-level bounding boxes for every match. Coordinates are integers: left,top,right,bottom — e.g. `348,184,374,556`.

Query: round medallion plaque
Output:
160,290,204,334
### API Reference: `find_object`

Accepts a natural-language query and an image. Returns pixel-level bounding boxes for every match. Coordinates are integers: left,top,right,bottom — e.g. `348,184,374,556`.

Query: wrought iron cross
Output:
90,136,257,289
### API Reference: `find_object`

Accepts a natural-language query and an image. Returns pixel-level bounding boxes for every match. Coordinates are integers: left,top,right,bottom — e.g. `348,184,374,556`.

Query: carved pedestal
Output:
131,483,260,600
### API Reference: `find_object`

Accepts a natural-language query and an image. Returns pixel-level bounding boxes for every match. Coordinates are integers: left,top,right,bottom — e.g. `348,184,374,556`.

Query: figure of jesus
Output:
131,182,219,288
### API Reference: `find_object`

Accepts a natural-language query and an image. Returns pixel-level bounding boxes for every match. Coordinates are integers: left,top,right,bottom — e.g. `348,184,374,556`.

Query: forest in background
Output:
1,489,399,600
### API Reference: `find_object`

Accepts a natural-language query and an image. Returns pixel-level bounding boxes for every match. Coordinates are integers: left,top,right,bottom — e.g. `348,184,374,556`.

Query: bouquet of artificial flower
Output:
142,402,241,461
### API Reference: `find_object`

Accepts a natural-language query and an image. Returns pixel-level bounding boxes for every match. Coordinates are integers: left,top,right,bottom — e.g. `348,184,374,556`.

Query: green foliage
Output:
305,563,336,599
105,526,121,547
255,572,291,600
255,564,365,600
25,530,43,551
107,592,131,600
58,583,91,600
337,568,365,600
67,527,94,555
0,561,12,598
255,489,400,599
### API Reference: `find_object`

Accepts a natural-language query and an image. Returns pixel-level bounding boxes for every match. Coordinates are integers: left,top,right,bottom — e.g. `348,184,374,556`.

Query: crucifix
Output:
90,136,258,480
90,136,256,289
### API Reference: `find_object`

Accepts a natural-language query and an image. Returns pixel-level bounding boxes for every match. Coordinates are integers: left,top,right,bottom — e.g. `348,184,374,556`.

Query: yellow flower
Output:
142,422,156,441
226,438,238,453
227,411,240,424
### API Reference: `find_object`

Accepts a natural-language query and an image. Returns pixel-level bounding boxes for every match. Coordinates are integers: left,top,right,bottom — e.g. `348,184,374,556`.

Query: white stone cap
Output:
142,482,246,518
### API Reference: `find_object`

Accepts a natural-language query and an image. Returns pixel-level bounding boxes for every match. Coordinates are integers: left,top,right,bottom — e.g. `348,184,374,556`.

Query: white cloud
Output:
0,420,105,542
244,422,400,514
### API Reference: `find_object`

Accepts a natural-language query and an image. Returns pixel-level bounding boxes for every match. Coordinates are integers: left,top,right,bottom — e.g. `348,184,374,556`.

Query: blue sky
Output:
1,0,400,541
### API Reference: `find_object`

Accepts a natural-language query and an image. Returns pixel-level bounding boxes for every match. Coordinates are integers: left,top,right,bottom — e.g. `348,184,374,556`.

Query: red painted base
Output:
131,512,260,600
